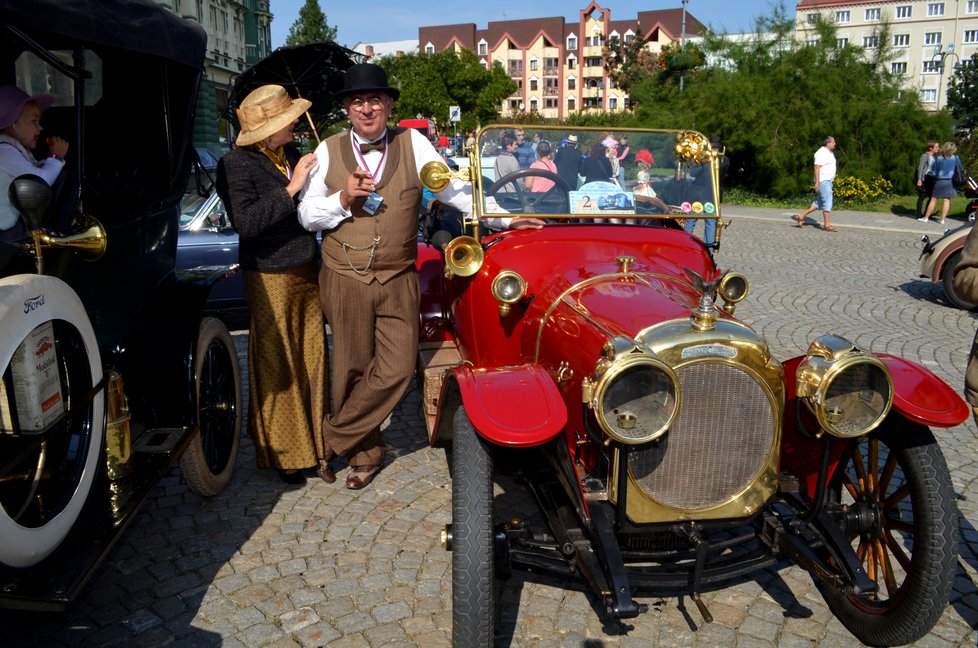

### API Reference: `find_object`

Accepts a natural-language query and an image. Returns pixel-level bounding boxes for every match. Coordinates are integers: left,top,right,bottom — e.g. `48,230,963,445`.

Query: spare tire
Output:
0,275,104,567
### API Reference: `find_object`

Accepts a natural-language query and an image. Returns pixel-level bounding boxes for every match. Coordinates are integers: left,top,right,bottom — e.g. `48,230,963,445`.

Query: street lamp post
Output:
933,44,959,111
679,0,688,92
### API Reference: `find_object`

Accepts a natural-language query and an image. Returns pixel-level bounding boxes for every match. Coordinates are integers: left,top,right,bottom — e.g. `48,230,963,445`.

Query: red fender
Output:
453,364,567,447
878,353,970,427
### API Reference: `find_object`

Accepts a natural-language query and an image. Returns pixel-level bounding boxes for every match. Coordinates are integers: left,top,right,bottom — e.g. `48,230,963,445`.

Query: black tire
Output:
451,408,494,647
0,275,104,567
941,251,977,309
818,423,958,646
179,317,241,496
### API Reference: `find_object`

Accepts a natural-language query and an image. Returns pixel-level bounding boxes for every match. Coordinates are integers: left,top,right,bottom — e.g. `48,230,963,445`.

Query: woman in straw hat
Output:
0,84,69,241
216,84,327,484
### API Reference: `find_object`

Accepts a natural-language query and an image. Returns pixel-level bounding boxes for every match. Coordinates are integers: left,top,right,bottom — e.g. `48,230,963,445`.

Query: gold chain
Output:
341,235,381,275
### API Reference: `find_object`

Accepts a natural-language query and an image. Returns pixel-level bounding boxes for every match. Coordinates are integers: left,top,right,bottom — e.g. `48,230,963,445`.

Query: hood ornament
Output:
685,268,723,331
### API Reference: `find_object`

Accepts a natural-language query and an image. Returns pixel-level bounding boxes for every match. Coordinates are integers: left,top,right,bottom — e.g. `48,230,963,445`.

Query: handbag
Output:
953,157,969,189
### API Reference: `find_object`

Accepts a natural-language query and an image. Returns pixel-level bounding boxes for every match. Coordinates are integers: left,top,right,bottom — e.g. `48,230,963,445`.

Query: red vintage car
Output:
416,125,967,647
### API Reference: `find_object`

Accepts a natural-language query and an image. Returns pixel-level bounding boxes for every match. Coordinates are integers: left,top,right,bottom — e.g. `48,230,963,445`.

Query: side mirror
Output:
9,174,52,231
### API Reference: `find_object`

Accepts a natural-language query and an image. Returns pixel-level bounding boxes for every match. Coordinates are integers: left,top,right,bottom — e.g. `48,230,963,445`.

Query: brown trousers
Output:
244,261,327,470
319,266,419,466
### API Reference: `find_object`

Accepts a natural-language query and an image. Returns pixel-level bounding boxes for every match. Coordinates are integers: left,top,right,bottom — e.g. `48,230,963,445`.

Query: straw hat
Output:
235,85,311,147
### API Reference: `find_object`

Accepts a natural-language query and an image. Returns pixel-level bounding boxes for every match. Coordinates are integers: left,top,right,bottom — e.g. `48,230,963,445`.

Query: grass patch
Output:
724,188,974,219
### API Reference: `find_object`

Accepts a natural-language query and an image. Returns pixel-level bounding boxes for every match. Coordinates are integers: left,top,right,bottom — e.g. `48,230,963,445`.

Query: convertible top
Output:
0,0,206,69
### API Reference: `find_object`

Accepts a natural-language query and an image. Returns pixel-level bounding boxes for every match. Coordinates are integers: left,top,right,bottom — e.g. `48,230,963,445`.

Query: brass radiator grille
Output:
626,362,775,510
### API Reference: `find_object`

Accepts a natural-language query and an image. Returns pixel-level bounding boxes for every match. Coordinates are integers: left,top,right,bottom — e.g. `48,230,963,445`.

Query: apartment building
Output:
795,0,978,110
418,2,706,120
157,0,273,147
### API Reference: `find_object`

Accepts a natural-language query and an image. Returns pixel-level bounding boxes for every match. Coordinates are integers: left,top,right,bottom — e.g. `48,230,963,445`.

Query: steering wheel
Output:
486,169,571,214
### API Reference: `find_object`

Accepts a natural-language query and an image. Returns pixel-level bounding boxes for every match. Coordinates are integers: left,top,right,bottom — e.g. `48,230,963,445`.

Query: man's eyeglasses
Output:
348,96,386,111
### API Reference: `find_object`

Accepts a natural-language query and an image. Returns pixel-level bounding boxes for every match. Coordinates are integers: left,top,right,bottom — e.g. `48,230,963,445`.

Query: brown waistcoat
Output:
321,127,422,285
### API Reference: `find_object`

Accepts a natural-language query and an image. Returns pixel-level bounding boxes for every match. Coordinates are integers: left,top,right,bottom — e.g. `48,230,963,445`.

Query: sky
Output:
269,1,786,49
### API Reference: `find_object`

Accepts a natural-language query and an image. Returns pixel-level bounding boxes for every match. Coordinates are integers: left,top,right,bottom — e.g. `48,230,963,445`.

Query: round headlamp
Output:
796,335,894,438
592,354,680,445
491,270,527,317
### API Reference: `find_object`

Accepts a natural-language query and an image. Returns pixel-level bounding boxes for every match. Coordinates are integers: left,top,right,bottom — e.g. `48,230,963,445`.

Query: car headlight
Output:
795,335,893,438
588,343,680,445
491,270,527,317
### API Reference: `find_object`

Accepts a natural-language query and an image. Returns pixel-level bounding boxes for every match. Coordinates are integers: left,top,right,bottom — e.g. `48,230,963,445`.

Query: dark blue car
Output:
176,190,246,316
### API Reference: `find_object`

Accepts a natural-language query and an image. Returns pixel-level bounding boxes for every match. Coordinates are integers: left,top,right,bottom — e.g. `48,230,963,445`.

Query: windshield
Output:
471,126,721,221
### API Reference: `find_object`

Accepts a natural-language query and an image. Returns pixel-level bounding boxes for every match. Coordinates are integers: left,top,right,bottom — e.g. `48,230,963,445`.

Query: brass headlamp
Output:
795,335,893,438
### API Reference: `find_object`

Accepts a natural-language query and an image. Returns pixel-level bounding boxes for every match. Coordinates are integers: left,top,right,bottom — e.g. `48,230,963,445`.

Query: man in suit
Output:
298,64,542,489
554,134,582,190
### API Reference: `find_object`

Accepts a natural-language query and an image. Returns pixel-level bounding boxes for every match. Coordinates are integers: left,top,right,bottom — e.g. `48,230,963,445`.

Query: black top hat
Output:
335,63,400,101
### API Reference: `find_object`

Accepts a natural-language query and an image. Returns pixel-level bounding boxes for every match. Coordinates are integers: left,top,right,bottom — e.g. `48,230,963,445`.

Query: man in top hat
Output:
554,134,582,190
298,63,542,489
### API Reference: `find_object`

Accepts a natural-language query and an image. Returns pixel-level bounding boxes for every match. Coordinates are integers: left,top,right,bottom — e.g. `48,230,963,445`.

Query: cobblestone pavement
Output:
4,208,978,647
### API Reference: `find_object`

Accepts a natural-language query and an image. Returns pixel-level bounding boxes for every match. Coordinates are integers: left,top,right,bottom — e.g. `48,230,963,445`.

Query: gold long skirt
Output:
244,261,327,470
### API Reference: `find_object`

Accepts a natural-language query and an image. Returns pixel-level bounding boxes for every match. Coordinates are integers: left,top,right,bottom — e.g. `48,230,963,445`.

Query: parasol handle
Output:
303,110,320,145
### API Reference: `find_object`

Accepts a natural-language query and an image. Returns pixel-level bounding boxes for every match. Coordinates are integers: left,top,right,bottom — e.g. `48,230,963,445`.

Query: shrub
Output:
832,175,893,207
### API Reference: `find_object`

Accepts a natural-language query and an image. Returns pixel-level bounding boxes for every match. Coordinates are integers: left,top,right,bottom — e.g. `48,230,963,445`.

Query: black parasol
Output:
226,41,365,143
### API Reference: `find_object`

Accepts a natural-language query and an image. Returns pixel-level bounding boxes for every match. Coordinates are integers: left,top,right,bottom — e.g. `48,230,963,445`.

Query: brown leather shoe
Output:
345,464,382,490
316,459,336,484
315,444,339,484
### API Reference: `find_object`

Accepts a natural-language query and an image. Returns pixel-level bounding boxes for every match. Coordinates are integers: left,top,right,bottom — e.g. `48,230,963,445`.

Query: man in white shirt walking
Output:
793,136,838,232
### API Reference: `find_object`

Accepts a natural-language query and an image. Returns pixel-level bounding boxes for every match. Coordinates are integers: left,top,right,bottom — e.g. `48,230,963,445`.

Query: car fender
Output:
448,363,567,447
924,225,970,282
878,353,970,427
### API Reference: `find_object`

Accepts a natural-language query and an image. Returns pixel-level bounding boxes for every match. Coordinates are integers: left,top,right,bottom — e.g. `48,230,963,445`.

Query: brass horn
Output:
34,218,107,261
443,235,484,279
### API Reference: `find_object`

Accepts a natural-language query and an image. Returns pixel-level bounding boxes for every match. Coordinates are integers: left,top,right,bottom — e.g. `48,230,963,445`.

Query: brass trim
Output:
491,270,527,317
443,236,484,278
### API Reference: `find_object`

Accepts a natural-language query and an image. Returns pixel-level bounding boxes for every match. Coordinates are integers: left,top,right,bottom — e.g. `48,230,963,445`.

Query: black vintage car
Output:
0,0,243,609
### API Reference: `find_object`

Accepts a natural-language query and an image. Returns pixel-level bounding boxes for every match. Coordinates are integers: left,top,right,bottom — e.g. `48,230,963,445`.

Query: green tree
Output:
948,53,978,126
378,50,516,134
285,0,337,46
621,6,949,197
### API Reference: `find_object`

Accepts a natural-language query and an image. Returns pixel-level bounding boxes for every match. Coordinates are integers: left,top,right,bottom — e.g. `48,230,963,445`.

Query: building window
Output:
893,34,910,47
529,59,538,71
922,60,941,73
567,35,577,50
508,60,522,76
624,32,634,43
965,30,978,44
478,42,487,56
865,8,881,21
530,79,538,91
806,13,819,24
568,77,576,90
863,35,879,49
425,44,434,54
530,99,537,111
545,78,558,94
969,0,978,13
544,57,559,74
891,62,907,75
924,32,942,46
895,5,912,18
568,98,575,111
920,89,937,102
545,98,558,108
835,10,850,23
588,30,603,47
567,56,576,69
609,97,618,109
837,38,849,48
585,57,603,67
805,38,820,47
509,99,520,110
928,3,945,16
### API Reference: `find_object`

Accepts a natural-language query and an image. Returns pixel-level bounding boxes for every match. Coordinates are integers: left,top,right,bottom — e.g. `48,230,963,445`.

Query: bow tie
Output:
359,140,385,153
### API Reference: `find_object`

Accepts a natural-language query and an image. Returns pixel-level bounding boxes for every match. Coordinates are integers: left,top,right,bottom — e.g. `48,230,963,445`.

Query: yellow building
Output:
418,2,706,120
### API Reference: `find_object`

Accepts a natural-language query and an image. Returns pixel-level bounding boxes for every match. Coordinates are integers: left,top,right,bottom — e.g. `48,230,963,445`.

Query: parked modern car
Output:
416,125,967,647
918,222,976,309
176,190,246,315
0,0,247,609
